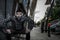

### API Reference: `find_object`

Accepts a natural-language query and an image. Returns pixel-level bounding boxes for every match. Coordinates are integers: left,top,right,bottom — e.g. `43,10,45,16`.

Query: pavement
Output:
11,27,60,40
30,27,60,40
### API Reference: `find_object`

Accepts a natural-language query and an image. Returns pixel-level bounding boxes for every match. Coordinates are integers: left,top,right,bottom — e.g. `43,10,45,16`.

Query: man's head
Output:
15,12,23,17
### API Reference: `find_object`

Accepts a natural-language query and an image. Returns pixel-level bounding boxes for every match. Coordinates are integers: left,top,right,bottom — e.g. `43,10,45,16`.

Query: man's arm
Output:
26,16,36,30
4,17,15,23
4,18,11,23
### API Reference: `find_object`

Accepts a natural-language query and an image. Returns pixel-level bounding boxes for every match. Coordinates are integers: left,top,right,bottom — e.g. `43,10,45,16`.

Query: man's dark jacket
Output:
4,15,35,31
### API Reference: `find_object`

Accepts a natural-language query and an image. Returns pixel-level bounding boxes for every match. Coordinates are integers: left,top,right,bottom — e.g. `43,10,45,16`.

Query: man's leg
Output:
6,34,11,40
26,32,30,40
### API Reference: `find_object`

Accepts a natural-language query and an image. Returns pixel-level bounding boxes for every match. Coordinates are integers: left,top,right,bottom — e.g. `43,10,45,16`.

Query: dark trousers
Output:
6,34,11,40
41,26,44,33
48,27,51,37
26,32,30,40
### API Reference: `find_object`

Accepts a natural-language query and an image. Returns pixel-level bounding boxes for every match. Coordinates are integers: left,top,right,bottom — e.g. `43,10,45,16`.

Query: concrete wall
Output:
0,0,5,18
0,0,14,18
6,0,14,18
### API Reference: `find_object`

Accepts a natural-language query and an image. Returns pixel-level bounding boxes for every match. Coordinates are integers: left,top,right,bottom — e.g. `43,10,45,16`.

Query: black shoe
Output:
48,34,51,37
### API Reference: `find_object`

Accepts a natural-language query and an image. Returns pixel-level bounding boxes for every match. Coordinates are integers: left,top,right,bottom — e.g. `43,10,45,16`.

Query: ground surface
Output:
30,27,60,40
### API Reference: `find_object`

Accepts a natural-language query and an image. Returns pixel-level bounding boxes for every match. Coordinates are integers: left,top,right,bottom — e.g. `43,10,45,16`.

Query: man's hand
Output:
26,28,31,33
6,29,11,34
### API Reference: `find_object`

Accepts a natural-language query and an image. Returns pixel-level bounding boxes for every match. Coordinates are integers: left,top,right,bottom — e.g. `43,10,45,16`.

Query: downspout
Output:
30,0,37,20
5,0,7,18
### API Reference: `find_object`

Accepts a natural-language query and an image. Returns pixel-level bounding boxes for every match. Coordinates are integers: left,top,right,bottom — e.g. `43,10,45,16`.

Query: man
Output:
4,9,25,40
5,9,35,40
5,3,35,40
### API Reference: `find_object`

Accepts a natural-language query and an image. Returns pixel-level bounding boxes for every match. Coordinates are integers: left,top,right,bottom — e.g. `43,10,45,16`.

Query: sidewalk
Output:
30,27,60,40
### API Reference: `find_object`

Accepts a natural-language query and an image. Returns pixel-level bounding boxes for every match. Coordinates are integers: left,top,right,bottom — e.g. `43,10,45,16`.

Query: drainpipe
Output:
5,0,7,18
30,0,37,20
